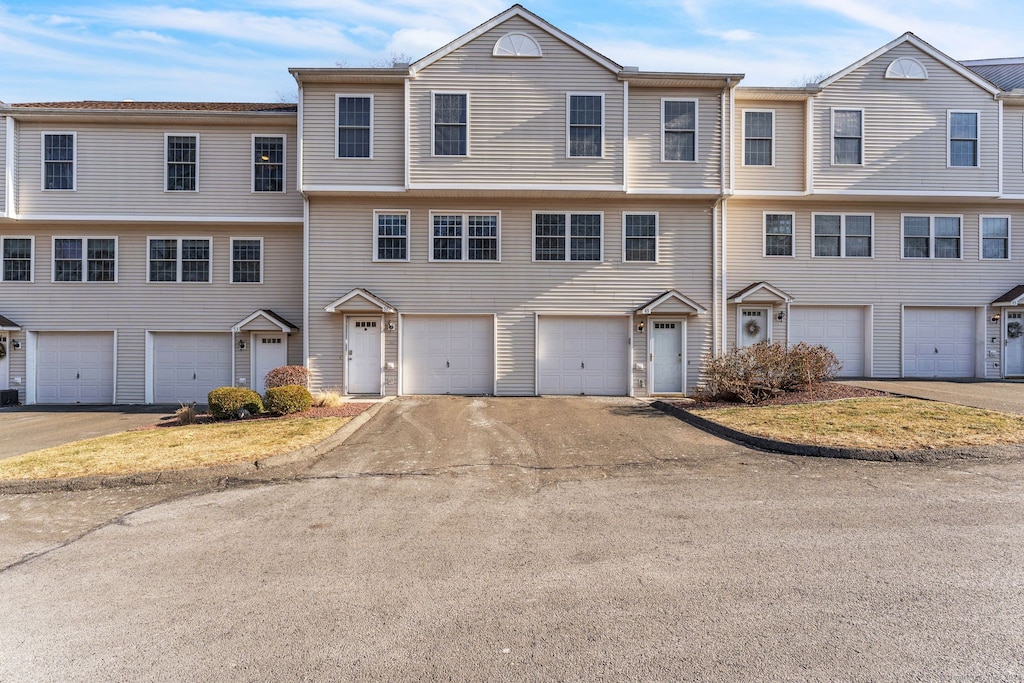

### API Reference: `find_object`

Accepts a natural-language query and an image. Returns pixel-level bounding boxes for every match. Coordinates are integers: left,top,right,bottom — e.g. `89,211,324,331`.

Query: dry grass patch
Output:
0,417,349,481
693,397,1024,450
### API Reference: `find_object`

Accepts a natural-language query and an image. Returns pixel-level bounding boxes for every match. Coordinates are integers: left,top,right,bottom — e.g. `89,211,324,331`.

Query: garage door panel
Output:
537,317,629,396
402,316,494,395
904,307,975,378
153,333,232,404
36,332,115,404
789,307,865,378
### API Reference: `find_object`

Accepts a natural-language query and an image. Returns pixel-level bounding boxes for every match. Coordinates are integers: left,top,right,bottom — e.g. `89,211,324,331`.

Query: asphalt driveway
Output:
844,379,1024,414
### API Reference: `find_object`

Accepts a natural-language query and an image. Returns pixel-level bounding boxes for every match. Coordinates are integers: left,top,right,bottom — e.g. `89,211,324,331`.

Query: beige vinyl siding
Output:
17,122,302,218
725,200,1020,377
0,223,302,403
301,83,404,188
733,99,805,192
627,87,722,190
409,16,623,187
1002,104,1024,195
306,197,714,396
814,43,999,194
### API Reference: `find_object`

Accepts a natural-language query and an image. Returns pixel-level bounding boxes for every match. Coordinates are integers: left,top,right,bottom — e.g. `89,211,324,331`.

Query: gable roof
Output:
728,281,793,303
231,309,300,333
410,4,621,75
818,32,1001,96
991,284,1024,307
0,313,19,330
324,288,397,313
635,290,708,315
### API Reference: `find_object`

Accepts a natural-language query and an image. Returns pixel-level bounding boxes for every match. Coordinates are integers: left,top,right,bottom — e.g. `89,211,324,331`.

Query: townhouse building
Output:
0,4,1022,405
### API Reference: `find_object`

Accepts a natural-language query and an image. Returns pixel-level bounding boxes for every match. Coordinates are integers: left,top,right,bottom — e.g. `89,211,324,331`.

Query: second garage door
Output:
537,316,629,395
402,316,494,394
789,306,866,377
36,332,115,404
152,333,233,404
903,307,976,378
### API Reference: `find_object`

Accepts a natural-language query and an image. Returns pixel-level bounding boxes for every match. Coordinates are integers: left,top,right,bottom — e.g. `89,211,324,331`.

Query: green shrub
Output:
208,387,264,420
700,342,840,404
264,365,310,391
264,384,313,416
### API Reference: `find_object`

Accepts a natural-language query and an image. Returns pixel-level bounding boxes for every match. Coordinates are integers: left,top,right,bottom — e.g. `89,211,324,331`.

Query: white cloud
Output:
699,28,756,42
112,29,179,45
386,27,456,62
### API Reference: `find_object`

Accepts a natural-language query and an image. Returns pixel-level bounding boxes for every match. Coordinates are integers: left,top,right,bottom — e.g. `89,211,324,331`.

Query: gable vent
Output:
885,57,928,79
493,32,542,58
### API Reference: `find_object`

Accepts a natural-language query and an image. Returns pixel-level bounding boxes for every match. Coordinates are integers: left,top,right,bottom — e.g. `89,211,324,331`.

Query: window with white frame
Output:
813,214,873,257
374,211,409,261
743,111,774,166
623,213,657,262
430,213,499,261
903,215,961,259
981,216,1010,259
337,96,372,158
231,238,263,283
253,136,284,192
948,111,979,167
534,213,602,261
148,238,211,282
2,237,33,282
43,133,75,190
53,237,116,282
433,93,467,156
166,134,198,191
832,109,863,165
567,94,603,157
764,213,794,257
663,99,696,162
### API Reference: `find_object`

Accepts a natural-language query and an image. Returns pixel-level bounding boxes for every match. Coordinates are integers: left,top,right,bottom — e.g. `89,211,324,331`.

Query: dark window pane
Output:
569,214,601,261
744,138,772,166
665,131,695,161
232,240,262,282
468,215,498,261
338,97,372,158
534,214,566,261
814,235,840,257
149,239,177,281
166,136,197,191
376,215,407,260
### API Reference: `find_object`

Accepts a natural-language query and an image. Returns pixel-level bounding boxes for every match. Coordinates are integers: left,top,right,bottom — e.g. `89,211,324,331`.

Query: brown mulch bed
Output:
142,402,373,429
673,382,891,411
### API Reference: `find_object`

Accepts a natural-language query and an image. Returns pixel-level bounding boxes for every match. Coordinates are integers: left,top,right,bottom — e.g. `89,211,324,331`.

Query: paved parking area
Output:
1,396,1022,680
845,379,1024,414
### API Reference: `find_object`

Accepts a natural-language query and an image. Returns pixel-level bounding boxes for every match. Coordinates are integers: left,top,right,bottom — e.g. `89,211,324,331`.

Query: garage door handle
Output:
581,362,585,369
76,372,80,380
193,372,197,380
934,348,939,354
446,360,450,368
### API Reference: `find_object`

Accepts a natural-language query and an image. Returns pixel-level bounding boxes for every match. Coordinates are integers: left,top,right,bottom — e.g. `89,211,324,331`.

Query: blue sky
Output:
1,0,1021,103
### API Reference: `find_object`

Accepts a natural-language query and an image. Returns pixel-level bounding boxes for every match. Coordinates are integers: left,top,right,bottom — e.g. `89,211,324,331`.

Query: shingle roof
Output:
962,60,1024,91
0,313,20,329
991,284,1024,306
7,101,296,112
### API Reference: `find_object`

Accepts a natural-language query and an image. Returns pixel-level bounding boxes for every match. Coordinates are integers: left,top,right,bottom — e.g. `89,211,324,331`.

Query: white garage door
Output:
789,306,866,377
402,316,493,394
904,307,976,378
537,316,629,395
153,333,232,404
36,332,115,404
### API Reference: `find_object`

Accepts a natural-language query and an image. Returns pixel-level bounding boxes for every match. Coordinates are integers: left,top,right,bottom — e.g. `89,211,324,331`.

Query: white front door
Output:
347,318,382,394
253,334,288,392
651,321,683,393
1005,311,1024,377
739,308,769,347
0,334,8,391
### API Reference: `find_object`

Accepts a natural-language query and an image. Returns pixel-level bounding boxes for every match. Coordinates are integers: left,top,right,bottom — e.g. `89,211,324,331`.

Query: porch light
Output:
387,321,396,331
777,310,786,321
11,339,20,349
636,321,645,333
238,340,247,350
991,314,1001,323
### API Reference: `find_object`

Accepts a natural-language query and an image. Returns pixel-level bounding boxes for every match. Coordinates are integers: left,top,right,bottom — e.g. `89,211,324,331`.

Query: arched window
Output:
493,33,542,57
885,57,928,79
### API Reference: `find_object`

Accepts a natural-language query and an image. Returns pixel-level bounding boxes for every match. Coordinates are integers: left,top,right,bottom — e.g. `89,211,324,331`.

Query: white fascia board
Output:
408,182,623,192
812,189,999,197
626,187,721,195
303,184,407,193
15,214,303,223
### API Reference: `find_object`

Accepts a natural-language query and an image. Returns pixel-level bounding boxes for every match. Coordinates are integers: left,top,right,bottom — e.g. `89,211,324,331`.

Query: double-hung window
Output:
981,216,1010,260
663,99,696,162
567,94,603,158
2,237,33,282
623,213,658,262
832,109,863,165
231,238,263,283
743,110,774,166
763,213,794,257
812,214,873,257
337,95,372,158
433,93,468,156
166,134,198,191
52,237,116,282
43,132,76,190
903,215,961,259
534,213,603,262
373,211,409,262
948,111,979,167
148,238,212,282
253,136,285,192
430,213,499,262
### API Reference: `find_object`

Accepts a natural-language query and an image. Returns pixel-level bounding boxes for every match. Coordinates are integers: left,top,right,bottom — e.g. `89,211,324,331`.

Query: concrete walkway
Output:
843,380,1024,414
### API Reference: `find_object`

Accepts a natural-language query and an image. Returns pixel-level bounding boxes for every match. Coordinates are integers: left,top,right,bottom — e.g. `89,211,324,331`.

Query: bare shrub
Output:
784,342,841,389
264,365,310,391
312,390,347,408
700,342,841,404
175,402,197,426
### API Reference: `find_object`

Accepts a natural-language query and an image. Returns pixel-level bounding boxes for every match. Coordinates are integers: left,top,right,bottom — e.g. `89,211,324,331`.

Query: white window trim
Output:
565,92,606,159
661,98,698,163
810,213,875,258
251,134,287,193
431,91,470,158
427,210,501,263
1,235,35,283
335,93,374,160
979,214,1011,260
50,236,119,283
830,108,864,167
41,131,77,192
900,214,964,260
146,237,214,283
531,210,605,263
622,211,659,263
229,236,264,284
372,209,411,263
741,109,775,167
762,211,796,258
164,132,200,193
947,110,981,169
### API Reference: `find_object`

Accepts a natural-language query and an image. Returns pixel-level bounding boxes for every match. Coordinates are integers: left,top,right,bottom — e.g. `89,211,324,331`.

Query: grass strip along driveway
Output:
693,397,1024,450
0,417,349,481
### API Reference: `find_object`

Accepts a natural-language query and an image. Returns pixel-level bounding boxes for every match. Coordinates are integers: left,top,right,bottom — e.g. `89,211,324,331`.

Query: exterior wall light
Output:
238,340,247,350
636,321,645,333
